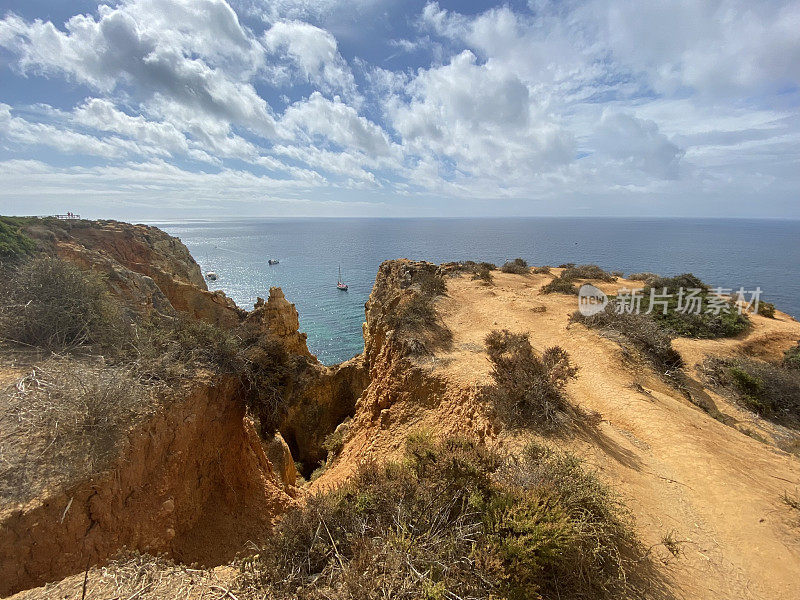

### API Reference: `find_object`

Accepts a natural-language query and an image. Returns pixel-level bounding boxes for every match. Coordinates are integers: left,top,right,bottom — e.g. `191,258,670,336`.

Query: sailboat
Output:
337,265,348,291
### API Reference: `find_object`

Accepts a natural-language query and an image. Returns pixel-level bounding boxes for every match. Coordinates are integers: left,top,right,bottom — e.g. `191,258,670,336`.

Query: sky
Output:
0,0,798,220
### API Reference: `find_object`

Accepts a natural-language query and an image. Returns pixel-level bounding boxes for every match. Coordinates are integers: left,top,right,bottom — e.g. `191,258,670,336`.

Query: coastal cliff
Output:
2,220,800,600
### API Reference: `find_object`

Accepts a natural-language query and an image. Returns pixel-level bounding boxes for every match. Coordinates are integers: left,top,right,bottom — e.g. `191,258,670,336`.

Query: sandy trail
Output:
434,271,800,600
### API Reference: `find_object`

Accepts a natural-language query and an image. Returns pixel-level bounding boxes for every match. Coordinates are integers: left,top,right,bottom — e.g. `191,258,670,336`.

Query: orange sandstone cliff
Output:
2,226,800,600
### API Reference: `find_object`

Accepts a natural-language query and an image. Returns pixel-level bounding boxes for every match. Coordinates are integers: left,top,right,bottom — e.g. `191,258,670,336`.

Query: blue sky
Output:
0,0,799,219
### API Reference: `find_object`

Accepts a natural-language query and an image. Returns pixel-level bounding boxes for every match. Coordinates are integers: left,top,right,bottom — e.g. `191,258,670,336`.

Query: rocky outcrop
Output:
363,259,444,364
60,220,206,289
24,219,245,329
0,376,295,597
246,288,314,359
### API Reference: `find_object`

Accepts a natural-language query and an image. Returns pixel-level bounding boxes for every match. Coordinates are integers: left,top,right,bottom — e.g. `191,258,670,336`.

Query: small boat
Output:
337,265,348,291
268,259,279,265
205,271,218,281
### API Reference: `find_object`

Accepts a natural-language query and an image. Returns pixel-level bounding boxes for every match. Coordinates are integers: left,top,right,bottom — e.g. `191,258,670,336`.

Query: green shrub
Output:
540,274,578,295
571,307,684,375
540,264,616,295
472,262,494,284
0,257,122,350
500,258,529,274
784,342,800,370
704,357,800,428
757,302,776,318
636,273,750,338
484,329,578,430
650,302,750,339
237,437,647,600
561,264,617,282
0,217,37,259
627,272,657,283
532,265,552,274
131,314,302,433
322,419,351,458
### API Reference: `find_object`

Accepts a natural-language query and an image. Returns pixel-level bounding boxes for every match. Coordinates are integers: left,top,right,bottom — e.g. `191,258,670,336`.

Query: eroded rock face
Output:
26,219,245,329
0,376,296,597
62,220,206,289
262,431,298,491
280,355,370,471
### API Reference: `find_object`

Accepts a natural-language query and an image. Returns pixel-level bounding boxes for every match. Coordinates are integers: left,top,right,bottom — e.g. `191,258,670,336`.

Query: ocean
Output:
156,218,800,365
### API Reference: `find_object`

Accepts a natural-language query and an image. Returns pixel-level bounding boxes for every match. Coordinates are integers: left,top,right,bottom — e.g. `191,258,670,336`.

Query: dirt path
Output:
434,271,800,600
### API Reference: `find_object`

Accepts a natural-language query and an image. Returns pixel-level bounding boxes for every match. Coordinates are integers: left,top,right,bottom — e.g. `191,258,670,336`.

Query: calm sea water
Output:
155,218,800,365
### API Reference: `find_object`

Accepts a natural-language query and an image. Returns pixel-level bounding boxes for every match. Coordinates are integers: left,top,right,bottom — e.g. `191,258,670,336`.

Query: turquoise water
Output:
157,218,800,365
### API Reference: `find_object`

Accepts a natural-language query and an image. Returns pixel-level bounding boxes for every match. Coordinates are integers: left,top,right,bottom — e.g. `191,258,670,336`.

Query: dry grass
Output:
11,552,230,600
0,357,157,504
0,257,124,351
571,307,684,376
385,268,452,355
235,436,653,600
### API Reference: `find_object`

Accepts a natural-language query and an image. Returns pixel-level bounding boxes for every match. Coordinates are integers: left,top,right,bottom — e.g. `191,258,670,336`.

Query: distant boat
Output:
268,259,279,265
205,271,218,281
337,265,348,291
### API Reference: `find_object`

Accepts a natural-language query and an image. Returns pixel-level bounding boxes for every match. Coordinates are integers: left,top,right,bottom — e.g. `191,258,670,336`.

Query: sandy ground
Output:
431,270,800,600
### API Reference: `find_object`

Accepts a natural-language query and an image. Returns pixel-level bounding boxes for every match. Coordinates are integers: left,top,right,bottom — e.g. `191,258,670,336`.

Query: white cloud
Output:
280,92,397,158
593,112,684,179
263,20,358,100
387,50,574,186
1,0,799,216
0,103,144,158
598,0,800,96
0,1,277,137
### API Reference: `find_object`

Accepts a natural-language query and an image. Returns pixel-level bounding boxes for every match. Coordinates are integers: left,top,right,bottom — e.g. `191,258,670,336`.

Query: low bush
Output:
627,272,657,283
0,256,123,350
785,342,800,370
0,217,37,259
540,274,578,295
651,302,750,339
484,329,579,430
500,257,529,274
540,264,616,295
237,436,647,600
472,262,494,284
561,264,617,282
571,306,684,375
703,357,800,428
637,273,750,338
322,419,351,458
532,265,552,274
385,268,452,354
758,301,776,318
130,314,303,433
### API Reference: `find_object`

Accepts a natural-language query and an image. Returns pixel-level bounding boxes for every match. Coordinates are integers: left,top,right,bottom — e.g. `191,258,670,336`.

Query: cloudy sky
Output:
0,0,798,219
